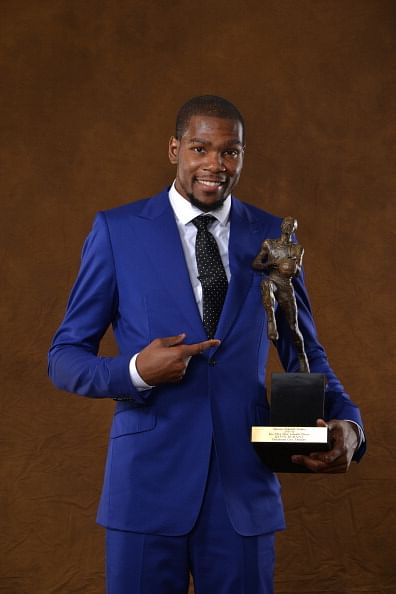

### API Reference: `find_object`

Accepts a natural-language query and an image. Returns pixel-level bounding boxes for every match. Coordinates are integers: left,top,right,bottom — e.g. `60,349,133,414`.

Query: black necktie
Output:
192,215,228,339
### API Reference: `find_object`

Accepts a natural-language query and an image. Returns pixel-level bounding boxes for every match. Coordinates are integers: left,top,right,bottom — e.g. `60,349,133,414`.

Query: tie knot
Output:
192,214,216,231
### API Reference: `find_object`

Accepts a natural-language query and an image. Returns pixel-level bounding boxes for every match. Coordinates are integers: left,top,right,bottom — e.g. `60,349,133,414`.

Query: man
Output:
48,95,365,594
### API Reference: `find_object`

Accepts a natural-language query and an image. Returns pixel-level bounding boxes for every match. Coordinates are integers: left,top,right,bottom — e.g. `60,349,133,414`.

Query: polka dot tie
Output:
192,215,228,339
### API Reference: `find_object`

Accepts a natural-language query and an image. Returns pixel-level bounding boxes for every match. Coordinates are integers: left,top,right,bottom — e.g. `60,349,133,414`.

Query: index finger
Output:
183,339,221,356
291,454,327,472
309,446,343,465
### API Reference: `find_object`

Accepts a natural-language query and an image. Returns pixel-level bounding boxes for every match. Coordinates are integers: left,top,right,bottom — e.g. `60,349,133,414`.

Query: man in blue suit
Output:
49,95,365,594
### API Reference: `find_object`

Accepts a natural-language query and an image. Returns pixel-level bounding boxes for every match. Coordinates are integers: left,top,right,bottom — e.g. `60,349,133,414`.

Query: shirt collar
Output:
168,181,231,226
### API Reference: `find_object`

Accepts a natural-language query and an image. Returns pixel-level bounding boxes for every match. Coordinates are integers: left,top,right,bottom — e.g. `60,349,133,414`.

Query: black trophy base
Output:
251,373,330,473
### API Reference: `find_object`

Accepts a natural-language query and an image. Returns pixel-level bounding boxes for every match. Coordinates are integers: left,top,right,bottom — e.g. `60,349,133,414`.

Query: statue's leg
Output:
278,288,310,373
261,279,279,341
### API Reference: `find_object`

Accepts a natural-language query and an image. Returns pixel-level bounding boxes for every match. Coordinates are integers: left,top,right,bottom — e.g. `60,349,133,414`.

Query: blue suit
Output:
48,188,365,539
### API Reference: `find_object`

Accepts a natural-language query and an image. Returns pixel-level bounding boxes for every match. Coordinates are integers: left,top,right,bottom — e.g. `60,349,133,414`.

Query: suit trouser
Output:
105,447,275,594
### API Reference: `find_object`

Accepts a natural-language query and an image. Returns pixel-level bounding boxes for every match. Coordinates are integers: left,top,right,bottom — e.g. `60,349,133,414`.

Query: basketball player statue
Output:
252,216,310,373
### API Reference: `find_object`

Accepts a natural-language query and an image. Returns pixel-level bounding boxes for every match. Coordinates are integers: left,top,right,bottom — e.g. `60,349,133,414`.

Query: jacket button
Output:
209,358,216,366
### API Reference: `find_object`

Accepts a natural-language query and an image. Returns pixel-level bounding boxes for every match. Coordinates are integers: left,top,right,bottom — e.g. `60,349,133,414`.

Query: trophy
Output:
251,217,330,472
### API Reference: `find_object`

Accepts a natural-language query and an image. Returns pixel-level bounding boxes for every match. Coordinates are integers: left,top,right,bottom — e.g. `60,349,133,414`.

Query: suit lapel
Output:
136,190,206,339
216,197,267,343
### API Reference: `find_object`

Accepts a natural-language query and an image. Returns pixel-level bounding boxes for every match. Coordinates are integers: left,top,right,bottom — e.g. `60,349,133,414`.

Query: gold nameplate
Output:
251,426,328,444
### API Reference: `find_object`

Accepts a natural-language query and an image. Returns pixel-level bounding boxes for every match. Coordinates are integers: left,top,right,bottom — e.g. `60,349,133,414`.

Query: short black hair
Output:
175,95,245,141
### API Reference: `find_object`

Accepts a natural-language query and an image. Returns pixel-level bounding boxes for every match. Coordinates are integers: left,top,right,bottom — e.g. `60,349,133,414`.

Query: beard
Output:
187,192,227,213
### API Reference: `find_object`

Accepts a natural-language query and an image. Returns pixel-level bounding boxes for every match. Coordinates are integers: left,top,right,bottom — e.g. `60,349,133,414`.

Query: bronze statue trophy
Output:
251,217,330,472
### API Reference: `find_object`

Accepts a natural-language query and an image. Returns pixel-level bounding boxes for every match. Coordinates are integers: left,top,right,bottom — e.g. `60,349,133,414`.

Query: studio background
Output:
1,1,395,593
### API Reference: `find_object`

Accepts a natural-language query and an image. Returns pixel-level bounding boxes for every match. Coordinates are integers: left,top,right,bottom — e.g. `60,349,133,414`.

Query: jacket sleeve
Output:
48,212,150,402
275,267,366,461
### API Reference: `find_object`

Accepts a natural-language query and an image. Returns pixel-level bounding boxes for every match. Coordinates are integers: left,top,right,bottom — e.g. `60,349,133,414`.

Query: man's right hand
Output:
136,333,220,386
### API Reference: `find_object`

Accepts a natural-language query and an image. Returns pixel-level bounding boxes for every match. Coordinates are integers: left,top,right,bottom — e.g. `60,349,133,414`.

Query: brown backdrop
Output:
1,1,395,593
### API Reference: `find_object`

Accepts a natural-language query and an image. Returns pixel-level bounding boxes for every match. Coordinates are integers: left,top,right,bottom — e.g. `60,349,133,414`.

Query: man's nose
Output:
204,151,226,171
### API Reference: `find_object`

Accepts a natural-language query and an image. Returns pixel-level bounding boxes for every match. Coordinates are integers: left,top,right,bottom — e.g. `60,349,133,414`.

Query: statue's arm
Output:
293,245,304,276
252,240,271,270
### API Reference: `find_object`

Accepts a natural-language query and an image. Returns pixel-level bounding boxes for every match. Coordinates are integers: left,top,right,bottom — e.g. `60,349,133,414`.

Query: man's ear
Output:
168,136,179,165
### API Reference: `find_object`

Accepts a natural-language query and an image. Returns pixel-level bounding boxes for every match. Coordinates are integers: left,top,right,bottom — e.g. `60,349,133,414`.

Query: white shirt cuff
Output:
129,353,155,391
345,420,365,449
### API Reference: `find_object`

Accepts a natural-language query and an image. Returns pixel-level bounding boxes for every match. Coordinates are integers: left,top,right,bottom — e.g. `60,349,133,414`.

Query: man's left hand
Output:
291,419,359,473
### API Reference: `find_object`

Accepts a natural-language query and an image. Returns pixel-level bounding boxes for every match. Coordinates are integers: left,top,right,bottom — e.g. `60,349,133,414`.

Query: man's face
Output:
169,115,244,212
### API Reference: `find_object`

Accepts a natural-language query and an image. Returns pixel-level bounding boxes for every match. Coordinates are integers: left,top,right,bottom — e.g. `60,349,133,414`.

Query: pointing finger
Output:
183,339,221,356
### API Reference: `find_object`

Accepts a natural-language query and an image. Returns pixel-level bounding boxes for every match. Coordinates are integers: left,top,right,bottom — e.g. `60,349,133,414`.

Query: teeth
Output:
197,180,223,187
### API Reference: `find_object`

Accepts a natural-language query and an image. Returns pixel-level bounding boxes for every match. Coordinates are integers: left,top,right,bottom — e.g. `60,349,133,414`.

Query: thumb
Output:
316,418,328,428
160,333,187,347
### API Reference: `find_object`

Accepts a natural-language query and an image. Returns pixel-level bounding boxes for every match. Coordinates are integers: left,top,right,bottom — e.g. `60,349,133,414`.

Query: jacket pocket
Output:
110,408,157,438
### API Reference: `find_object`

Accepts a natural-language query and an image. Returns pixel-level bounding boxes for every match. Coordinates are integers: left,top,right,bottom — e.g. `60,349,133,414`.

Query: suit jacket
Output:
48,188,365,536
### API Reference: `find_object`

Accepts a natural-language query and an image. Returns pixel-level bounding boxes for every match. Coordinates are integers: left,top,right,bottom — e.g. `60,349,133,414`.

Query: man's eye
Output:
192,146,205,153
224,150,239,158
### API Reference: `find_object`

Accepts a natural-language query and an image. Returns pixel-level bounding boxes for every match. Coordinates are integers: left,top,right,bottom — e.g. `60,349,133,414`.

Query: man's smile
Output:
194,177,227,189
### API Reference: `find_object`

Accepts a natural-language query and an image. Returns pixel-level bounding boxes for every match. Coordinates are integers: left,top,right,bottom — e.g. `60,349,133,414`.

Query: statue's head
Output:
281,216,297,236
